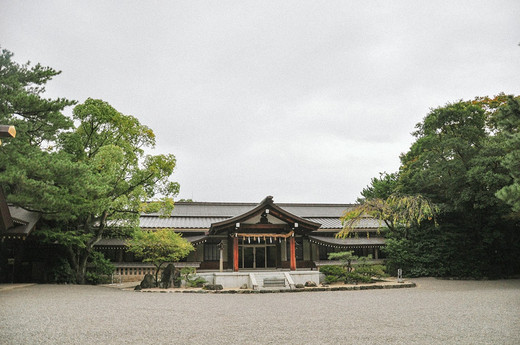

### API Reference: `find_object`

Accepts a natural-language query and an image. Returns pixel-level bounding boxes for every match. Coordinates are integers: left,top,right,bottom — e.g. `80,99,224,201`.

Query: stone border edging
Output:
133,282,416,294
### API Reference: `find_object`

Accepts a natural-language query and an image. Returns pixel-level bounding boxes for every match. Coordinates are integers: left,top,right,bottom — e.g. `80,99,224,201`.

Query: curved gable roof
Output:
209,196,321,234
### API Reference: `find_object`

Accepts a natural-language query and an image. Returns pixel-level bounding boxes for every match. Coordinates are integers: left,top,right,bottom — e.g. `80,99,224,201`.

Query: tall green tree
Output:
41,98,179,284
0,49,180,283
493,96,520,213
358,172,399,201
0,48,75,145
395,96,519,277
348,96,520,277
0,47,76,206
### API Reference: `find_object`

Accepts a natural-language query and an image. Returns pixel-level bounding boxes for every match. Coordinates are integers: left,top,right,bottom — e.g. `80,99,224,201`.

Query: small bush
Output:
187,276,206,288
345,272,372,284
86,251,115,285
321,265,347,284
325,275,341,284
328,251,357,272
52,258,76,284
355,264,387,279
320,265,346,277
180,267,206,287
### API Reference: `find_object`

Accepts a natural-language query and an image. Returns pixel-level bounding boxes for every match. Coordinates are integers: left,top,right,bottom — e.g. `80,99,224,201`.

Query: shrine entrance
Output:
208,196,322,272
239,244,277,269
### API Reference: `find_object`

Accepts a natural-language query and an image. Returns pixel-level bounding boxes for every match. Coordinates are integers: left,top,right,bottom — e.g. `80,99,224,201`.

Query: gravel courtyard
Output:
1,278,519,345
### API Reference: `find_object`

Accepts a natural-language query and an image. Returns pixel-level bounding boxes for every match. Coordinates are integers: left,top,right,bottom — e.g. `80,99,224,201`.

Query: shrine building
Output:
95,196,386,282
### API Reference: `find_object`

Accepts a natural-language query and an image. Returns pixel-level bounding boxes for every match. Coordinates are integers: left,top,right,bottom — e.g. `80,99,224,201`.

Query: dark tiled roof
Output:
139,216,381,230
140,216,227,229
144,201,356,218
1,206,40,239
95,238,128,246
308,217,384,229
140,199,379,231
95,235,208,247
309,235,385,247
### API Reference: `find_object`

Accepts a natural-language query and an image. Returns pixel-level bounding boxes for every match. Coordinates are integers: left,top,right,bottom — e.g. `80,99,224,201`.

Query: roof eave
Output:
209,196,321,234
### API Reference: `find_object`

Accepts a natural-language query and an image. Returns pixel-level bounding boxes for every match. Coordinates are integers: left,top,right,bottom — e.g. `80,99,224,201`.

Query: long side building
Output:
95,196,386,281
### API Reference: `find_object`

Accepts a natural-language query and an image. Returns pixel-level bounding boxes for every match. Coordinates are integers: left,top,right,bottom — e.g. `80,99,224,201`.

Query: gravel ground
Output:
1,277,519,345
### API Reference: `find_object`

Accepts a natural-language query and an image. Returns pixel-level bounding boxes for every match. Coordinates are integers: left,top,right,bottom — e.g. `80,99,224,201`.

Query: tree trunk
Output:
77,250,90,284
67,246,91,284
73,213,107,284
154,263,164,287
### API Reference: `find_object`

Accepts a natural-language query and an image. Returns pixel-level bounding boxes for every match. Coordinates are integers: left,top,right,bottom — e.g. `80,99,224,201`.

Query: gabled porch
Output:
208,196,321,272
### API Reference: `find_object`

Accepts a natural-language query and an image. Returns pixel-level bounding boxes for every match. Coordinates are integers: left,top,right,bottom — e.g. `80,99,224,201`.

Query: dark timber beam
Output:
0,125,16,145
0,188,14,232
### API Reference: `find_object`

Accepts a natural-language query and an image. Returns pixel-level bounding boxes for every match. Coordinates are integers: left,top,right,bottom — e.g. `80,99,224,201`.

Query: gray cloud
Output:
1,0,519,203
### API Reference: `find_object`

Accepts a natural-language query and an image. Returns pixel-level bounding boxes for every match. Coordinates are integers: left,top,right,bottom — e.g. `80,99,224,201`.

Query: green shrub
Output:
52,258,76,284
352,255,387,281
320,265,346,277
345,272,372,284
187,276,206,288
180,267,206,287
321,265,347,284
355,264,387,279
86,251,115,285
325,275,341,284
328,251,357,272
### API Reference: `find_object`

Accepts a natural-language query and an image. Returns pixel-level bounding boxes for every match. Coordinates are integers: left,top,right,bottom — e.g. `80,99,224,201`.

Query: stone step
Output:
250,272,296,290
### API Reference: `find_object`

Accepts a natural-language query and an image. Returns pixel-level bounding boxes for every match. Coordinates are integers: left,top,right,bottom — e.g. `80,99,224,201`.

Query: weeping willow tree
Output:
337,194,438,239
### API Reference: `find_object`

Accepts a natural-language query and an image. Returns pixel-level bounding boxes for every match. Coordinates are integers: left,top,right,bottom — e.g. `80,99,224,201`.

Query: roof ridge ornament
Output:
263,195,274,204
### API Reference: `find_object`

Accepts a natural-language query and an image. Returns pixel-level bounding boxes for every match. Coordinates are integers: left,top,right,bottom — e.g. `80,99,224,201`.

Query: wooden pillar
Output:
233,236,239,272
289,236,296,271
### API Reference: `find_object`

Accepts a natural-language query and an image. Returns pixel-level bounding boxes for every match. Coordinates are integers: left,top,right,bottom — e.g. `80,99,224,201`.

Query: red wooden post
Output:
289,236,296,271
233,236,239,272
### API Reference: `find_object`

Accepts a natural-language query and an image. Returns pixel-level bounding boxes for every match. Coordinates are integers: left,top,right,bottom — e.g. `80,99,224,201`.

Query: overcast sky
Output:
2,1,519,203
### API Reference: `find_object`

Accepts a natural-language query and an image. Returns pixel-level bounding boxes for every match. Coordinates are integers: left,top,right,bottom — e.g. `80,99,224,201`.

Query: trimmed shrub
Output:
86,251,115,285
187,276,207,288
320,265,346,277
321,265,346,284
345,272,372,284
325,275,341,284
52,258,76,284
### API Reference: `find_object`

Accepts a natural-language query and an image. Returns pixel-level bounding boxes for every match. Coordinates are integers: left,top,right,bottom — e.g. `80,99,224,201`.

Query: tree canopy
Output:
0,48,179,283
493,96,520,213
348,95,520,277
127,229,194,285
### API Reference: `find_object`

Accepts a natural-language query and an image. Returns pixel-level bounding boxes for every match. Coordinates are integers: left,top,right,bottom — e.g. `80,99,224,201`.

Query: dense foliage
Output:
85,251,116,285
345,95,520,278
127,229,194,285
322,252,387,284
0,48,179,283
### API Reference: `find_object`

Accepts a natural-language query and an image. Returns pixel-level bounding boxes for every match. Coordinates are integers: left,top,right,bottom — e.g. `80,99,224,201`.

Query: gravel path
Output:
1,278,519,344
